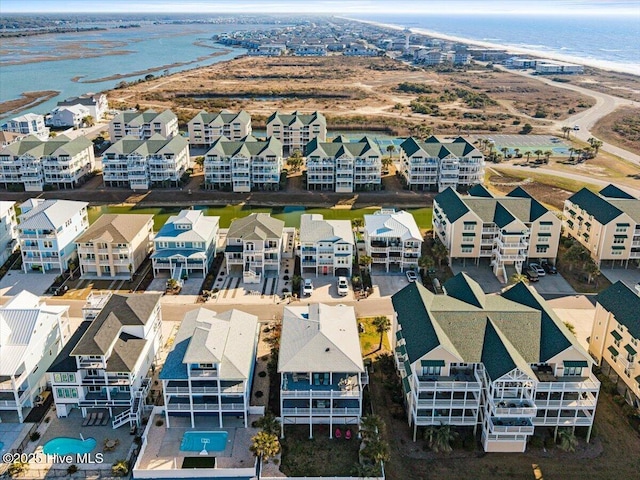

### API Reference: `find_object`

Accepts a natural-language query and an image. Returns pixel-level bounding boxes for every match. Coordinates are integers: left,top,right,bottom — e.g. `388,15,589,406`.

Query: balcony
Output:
281,373,364,398
416,398,479,409
78,359,104,369
488,417,534,434
282,407,360,416
190,369,218,378
415,370,482,392
165,400,245,411
490,399,536,416
414,414,477,425
534,373,600,392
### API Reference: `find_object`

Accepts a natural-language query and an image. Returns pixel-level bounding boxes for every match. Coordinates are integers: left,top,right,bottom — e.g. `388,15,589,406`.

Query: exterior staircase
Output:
112,378,150,429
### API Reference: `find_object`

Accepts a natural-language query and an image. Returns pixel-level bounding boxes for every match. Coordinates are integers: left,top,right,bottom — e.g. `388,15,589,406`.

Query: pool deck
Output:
135,409,259,474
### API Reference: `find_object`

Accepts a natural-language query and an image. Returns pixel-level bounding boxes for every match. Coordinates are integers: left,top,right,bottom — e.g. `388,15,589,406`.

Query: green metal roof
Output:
402,376,412,394
598,282,640,340
434,188,470,223
395,330,404,342
608,345,619,356
421,360,445,367
624,344,637,355
442,273,486,309
611,330,622,341
563,360,588,368
404,360,413,376
567,188,623,225
599,184,635,199
467,184,494,198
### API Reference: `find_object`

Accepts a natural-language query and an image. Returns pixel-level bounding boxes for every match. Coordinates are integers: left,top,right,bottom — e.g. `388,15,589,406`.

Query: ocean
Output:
352,14,640,76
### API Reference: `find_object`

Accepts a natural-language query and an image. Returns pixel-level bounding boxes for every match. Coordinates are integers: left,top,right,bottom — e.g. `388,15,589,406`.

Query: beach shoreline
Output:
344,17,640,77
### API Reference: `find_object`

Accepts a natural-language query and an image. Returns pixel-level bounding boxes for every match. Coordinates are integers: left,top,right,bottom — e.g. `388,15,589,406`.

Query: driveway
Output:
531,272,576,296
547,295,596,350
0,271,58,297
450,260,504,294
372,274,411,297
600,266,640,291
299,276,353,303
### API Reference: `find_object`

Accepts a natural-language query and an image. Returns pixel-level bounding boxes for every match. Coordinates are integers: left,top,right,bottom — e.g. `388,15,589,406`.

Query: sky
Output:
2,0,639,15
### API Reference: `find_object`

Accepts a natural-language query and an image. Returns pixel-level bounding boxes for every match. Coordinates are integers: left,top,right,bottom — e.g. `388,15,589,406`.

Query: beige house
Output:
563,185,640,267
109,109,178,141
589,281,640,410
188,110,252,145
393,274,600,452
266,111,326,155
76,214,154,279
433,186,561,281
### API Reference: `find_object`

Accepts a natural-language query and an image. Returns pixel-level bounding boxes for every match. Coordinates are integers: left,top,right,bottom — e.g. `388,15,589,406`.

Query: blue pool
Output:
0,441,4,451
180,431,228,452
43,437,97,455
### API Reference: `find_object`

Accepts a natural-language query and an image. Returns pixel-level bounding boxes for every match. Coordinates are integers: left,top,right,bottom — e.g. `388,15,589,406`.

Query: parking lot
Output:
451,260,504,293
600,266,640,291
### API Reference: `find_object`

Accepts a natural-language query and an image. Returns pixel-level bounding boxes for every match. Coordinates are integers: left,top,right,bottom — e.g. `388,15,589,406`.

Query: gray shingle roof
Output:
227,213,284,241
75,214,153,244
206,135,282,157
597,281,640,339
48,321,92,373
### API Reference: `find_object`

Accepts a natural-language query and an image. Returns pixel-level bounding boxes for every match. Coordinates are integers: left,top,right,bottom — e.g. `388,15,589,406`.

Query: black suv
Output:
541,262,557,274
524,268,539,282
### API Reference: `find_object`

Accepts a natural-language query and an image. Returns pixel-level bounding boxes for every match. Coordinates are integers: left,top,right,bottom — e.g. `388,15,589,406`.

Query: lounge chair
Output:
95,412,104,426
101,413,109,426
87,412,97,426
82,414,92,427
345,429,352,440
335,428,342,439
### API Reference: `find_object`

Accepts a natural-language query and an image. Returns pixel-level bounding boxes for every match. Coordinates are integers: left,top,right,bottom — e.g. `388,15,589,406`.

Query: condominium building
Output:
563,185,640,267
589,281,640,410
293,44,327,56
399,136,485,191
0,134,95,191
247,44,286,56
363,209,422,273
392,274,600,452
47,292,162,428
76,214,154,279
304,136,382,193
203,135,283,192
433,186,561,280
17,199,89,273
279,303,368,438
0,201,17,265
1,113,49,140
109,109,178,141
102,134,190,190
56,93,108,120
225,213,285,284
160,308,260,428
0,292,70,422
299,214,354,277
152,210,219,279
266,111,327,154
188,110,252,145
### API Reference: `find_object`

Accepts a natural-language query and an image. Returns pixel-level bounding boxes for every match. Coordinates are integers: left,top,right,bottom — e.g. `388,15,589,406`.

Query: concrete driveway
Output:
299,276,353,303
600,266,640,291
0,271,58,297
531,272,576,296
372,274,411,297
450,260,504,294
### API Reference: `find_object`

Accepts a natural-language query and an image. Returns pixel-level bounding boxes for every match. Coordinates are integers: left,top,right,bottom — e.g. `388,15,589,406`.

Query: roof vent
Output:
325,347,330,352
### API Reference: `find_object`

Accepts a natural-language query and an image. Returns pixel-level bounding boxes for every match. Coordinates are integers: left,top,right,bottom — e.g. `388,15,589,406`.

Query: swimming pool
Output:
180,431,228,452
43,437,97,455
0,441,4,451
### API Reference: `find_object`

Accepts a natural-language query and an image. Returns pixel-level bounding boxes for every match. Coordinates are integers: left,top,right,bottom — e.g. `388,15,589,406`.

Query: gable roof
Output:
48,321,91,373
599,184,635,199
278,304,364,373
467,184,494,198
206,135,282,157
304,136,381,157
75,214,153,244
154,210,219,243
299,214,354,245
434,188,470,222
443,273,486,308
160,308,258,381
567,188,623,225
597,281,640,339
18,199,88,230
227,213,284,241
267,111,326,126
364,209,422,241
190,110,251,126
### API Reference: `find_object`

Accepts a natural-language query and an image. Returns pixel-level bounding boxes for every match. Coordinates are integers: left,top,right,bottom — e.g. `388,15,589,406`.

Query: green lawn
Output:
359,316,391,358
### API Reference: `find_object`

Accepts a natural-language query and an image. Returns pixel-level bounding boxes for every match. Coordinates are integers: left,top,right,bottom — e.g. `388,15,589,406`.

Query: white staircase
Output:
112,378,150,429
243,269,261,284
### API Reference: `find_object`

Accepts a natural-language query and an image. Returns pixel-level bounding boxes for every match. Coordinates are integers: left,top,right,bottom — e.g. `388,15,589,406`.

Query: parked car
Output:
303,278,314,296
337,276,349,296
573,125,580,130
525,268,539,282
406,270,418,282
529,263,546,276
541,262,558,274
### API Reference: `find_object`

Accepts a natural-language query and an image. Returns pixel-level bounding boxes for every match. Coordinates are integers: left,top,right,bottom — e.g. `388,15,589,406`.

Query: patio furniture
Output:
96,412,104,425
87,412,97,426
345,429,352,440
104,438,119,451
101,413,110,426
335,428,342,439
82,414,92,427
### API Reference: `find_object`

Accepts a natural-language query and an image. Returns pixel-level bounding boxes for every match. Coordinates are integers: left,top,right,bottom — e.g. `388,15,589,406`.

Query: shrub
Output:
258,371,267,378
8,461,29,477
111,460,129,477
30,431,41,442
255,391,264,398
529,435,544,448
544,436,555,449
67,464,79,475
155,419,164,427
463,434,476,451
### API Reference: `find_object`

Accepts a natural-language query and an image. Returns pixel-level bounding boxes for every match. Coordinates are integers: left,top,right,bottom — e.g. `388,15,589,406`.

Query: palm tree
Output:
352,218,363,233
381,156,393,172
386,144,396,160
430,425,458,453
591,139,603,155
358,254,373,271
372,316,391,350
360,414,386,440
513,147,521,158
254,412,280,436
418,255,435,274
561,126,571,139
584,262,600,285
534,149,543,162
557,428,578,452
574,148,583,162
82,115,95,127
111,459,129,477
582,145,593,159
525,151,532,163
568,147,575,162
511,272,529,284
431,242,449,267
501,147,508,159
361,438,390,464
8,461,29,477
194,156,205,171
250,431,280,462
287,150,303,171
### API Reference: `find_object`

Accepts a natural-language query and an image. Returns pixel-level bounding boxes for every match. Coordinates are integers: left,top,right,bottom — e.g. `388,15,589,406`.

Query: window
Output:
423,366,442,376
53,373,75,383
463,223,475,231
56,388,78,398
613,237,625,244
564,366,582,376
175,241,185,249
157,241,168,249
537,236,549,243
536,246,549,253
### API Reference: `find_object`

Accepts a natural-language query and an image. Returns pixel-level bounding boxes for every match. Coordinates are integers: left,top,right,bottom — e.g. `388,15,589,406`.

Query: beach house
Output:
56,93,108,121
392,274,600,452
48,292,162,428
188,110,252,145
433,186,561,281
17,198,89,274
224,213,285,284
278,303,367,438
299,213,354,277
304,136,382,193
76,214,154,279
562,185,640,268
0,292,70,423
363,209,422,273
1,113,49,140
109,109,178,141
266,111,326,155
160,308,260,428
151,210,219,280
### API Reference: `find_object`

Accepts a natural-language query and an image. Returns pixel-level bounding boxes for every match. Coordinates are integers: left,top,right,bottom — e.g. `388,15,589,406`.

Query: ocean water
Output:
352,14,640,75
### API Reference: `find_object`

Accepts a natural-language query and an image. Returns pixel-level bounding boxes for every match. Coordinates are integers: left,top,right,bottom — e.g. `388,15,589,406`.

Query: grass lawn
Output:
358,316,391,358
280,425,361,477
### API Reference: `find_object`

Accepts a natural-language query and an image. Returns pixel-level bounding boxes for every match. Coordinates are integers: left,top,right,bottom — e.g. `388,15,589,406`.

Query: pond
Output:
88,204,433,231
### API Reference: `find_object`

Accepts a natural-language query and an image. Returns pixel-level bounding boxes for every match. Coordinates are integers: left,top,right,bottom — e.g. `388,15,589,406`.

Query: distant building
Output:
247,44,286,56
304,136,382,192
266,111,327,155
56,93,108,120
102,134,190,190
204,135,283,192
1,291,70,422
506,58,538,69
293,44,327,56
17,199,89,273
299,213,354,277
364,209,422,273
562,185,640,267
49,105,91,128
76,214,154,279
536,62,584,74
1,113,49,140
414,49,446,65
188,110,252,145
0,131,25,147
344,44,381,56
0,201,17,265
0,134,95,191
109,109,178,141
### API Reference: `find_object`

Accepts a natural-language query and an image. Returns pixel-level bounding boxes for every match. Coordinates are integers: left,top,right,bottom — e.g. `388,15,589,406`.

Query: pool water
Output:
180,431,228,452
0,441,4,451
43,437,97,455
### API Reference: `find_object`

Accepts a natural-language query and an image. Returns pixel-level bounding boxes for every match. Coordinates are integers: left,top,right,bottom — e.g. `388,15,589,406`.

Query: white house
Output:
247,44,286,56
0,201,17,265
56,93,108,121
76,214,154,279
0,291,70,422
364,209,422,273
1,113,49,140
160,308,260,428
18,199,89,273
299,214,354,277
279,303,367,438
109,109,178,141
49,105,91,128
188,110,252,145
152,210,219,279
47,292,162,428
